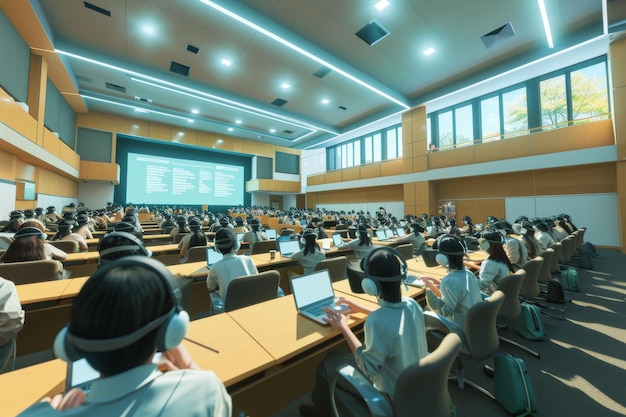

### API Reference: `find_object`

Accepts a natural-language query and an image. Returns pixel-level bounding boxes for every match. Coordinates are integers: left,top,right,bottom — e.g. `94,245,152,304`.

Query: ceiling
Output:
32,0,606,150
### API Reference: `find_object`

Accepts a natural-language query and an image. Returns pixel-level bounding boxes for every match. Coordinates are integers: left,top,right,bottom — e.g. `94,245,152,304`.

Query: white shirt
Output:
291,247,326,275
206,252,258,301
478,258,510,295
430,269,482,327
0,278,24,346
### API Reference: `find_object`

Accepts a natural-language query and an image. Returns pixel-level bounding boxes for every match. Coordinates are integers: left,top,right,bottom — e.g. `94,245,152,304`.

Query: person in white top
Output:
466,229,515,295
291,228,326,275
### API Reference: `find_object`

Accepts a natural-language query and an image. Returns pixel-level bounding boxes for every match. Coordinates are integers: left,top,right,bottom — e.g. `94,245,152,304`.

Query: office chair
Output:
0,339,17,373
420,248,440,267
251,239,277,254
394,244,414,261
537,249,555,284
496,270,540,358
47,240,79,253
330,333,461,417
549,243,562,274
186,245,209,263
0,260,65,284
315,257,348,282
223,270,280,312
426,290,505,400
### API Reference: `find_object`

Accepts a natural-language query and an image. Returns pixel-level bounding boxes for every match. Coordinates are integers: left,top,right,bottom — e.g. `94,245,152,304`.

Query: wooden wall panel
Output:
307,174,325,186
428,145,474,169
326,171,342,183
380,159,403,176
473,136,529,163
42,130,60,157
436,171,536,200
360,164,380,179
0,150,17,181
534,163,616,195
530,119,614,155
148,122,171,141
15,160,36,181
341,167,360,181
452,199,506,226
37,168,77,197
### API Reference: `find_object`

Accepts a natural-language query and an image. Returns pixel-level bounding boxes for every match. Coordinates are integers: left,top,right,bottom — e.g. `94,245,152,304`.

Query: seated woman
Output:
299,247,428,417
465,229,515,295
73,214,93,240
241,219,269,252
513,221,543,260
206,228,258,313
424,234,482,335
20,220,68,261
291,228,326,275
170,216,188,240
50,220,88,251
337,224,378,260
2,226,68,278
17,256,231,416
393,222,426,257
178,218,207,264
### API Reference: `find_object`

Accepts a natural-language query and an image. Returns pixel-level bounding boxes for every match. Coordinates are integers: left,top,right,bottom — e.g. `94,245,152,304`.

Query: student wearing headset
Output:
17,256,231,416
241,218,269,252
299,247,428,417
393,222,426,257
336,224,378,260
424,234,482,334
291,228,326,275
206,228,258,314
178,217,207,264
465,229,515,295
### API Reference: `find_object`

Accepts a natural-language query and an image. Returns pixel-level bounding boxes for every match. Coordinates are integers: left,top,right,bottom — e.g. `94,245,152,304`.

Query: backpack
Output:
578,243,594,269
561,268,580,291
515,302,545,341
494,354,538,417
546,279,565,304
582,241,597,258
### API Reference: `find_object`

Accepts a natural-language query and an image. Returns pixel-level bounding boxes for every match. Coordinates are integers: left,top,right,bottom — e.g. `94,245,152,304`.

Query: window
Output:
540,75,567,129
502,87,528,136
481,96,500,141
438,111,453,149
364,135,373,164
373,133,382,162
455,104,473,146
427,116,432,150
571,62,609,122
353,140,361,166
386,126,402,159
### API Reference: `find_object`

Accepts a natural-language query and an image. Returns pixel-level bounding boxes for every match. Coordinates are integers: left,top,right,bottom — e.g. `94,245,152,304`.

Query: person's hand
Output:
334,298,358,314
423,277,442,297
41,388,86,410
159,345,200,371
324,306,349,330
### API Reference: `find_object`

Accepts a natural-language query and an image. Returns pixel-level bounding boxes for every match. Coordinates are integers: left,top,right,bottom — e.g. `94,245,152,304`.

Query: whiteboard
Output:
0,181,16,218
505,193,619,247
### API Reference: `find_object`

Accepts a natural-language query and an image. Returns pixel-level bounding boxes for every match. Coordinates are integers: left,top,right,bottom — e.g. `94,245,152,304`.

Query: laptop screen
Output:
278,239,300,256
332,233,343,247
375,230,387,241
396,227,405,236
265,229,277,239
385,229,394,238
291,270,334,309
206,247,224,266
236,233,245,242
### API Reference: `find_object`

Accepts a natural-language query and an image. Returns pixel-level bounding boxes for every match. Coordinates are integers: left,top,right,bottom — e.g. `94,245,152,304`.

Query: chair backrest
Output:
463,290,505,360
549,243,562,273
0,339,16,373
0,260,63,284
47,239,79,253
186,245,209,263
519,257,543,298
174,233,188,244
315,256,348,282
559,237,572,262
463,236,480,251
346,261,366,293
394,244,413,261
497,269,526,321
537,248,554,284
251,239,277,254
394,333,461,417
223,270,280,312
563,236,576,258
420,248,439,267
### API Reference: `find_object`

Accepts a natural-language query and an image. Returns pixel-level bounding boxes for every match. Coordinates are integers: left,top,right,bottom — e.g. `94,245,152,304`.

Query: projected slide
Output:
126,152,244,205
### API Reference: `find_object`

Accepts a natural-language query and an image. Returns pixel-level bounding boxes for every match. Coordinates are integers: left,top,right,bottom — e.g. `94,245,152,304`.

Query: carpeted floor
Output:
273,247,626,417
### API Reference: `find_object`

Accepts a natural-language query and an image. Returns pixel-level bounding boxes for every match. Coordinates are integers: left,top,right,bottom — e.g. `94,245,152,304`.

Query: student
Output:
0,276,25,361
534,221,556,251
337,224,377,260
393,222,426,257
170,216,188,240
98,231,152,266
466,229,515,295
241,219,269,252
2,211,25,233
513,221,543,259
16,256,231,416
206,228,258,313
307,217,327,239
299,247,428,417
424,234,482,335
494,220,528,270
291,228,326,274
178,218,207,263
50,220,88,251
73,215,93,240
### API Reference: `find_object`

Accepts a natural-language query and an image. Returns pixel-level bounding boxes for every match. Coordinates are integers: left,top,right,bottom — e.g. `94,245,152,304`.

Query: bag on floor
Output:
515,302,545,341
582,241,597,258
546,279,565,304
560,268,580,292
578,248,594,270
494,353,537,416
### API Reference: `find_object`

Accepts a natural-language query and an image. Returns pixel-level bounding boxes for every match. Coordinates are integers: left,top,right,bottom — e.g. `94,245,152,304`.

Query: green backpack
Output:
561,268,580,291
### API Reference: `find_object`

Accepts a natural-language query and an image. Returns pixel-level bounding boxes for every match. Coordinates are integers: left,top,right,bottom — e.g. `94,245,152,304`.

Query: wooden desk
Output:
15,280,72,305
332,278,425,303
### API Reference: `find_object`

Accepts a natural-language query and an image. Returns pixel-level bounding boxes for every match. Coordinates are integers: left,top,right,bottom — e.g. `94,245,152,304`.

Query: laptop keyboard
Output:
305,299,336,317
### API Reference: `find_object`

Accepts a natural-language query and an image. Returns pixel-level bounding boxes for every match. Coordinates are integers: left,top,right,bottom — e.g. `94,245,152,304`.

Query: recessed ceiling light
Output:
423,47,436,56
216,139,223,143
178,131,184,136
281,83,291,89
374,0,390,11
228,127,234,131
221,58,232,66
187,119,193,123
235,119,242,124
141,23,156,36
270,128,276,133
321,99,330,104
191,109,199,114
134,108,149,113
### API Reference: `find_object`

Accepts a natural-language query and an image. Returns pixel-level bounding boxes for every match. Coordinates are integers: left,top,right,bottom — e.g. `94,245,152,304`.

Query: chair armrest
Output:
330,364,392,417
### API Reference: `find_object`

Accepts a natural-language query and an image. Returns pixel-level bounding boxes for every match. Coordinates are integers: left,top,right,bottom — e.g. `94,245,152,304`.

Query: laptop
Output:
396,227,405,237
375,230,388,241
385,229,395,239
290,270,339,325
265,229,277,239
278,239,301,257
206,247,224,266
236,233,245,242
332,233,344,247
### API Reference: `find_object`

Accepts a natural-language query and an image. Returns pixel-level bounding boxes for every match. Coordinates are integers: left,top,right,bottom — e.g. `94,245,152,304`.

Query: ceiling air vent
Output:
282,129,294,135
170,61,190,76
356,19,390,46
313,66,332,79
481,22,516,48
186,44,199,54
134,96,152,104
271,98,288,107
105,82,126,93
83,2,111,17
338,105,347,111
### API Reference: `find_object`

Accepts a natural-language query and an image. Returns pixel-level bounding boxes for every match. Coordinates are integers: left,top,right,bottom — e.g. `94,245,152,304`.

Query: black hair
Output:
357,225,371,246
434,235,466,271
69,264,173,376
302,231,320,256
215,228,235,254
188,229,208,248
366,250,402,303
99,233,148,265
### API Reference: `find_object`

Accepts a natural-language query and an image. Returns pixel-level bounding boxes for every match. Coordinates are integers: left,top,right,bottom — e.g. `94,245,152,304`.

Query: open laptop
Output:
206,247,224,266
332,233,344,247
290,269,339,325
278,239,300,257
395,227,405,237
265,229,277,239
385,229,395,239
236,232,245,242
375,230,388,241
